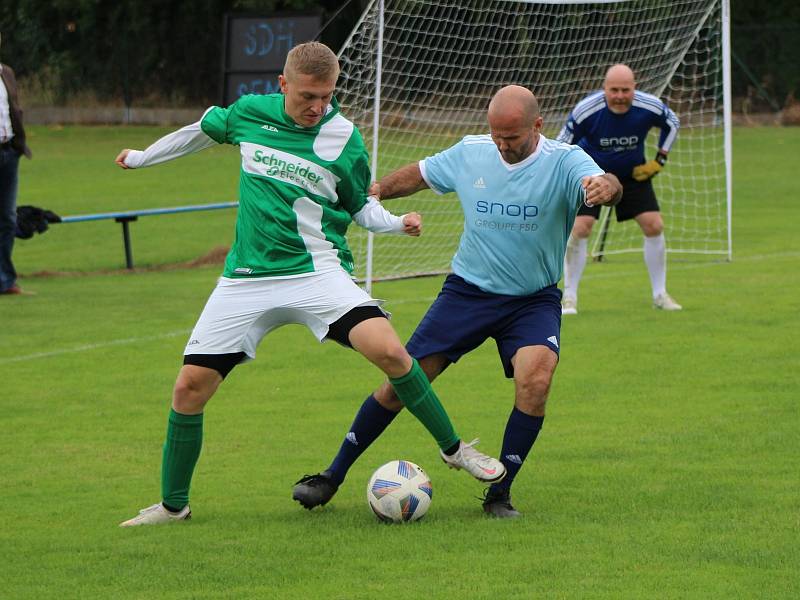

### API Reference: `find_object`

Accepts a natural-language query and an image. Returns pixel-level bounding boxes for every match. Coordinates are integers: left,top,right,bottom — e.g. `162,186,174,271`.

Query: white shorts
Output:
184,270,385,361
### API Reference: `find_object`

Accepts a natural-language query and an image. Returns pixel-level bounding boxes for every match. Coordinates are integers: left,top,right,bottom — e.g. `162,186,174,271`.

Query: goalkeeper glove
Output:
632,152,667,182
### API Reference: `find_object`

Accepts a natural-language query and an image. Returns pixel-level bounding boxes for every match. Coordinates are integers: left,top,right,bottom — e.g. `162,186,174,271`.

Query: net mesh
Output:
337,0,728,281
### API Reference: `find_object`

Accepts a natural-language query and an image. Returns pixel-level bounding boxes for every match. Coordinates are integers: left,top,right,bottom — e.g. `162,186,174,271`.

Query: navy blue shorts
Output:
406,274,562,379
578,177,659,222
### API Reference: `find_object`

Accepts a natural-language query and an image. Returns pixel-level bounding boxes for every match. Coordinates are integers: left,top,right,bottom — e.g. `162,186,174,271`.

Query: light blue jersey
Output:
420,134,603,296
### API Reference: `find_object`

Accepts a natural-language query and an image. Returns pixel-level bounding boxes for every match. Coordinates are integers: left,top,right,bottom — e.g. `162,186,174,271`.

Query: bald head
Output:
488,85,540,129
605,64,635,88
603,64,636,114
487,85,543,164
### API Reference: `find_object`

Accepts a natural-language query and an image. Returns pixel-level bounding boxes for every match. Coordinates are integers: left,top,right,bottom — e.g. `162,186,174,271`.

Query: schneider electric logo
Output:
241,142,339,202
253,149,325,184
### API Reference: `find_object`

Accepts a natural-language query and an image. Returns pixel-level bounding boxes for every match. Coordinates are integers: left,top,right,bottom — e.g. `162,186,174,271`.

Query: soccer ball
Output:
367,460,433,523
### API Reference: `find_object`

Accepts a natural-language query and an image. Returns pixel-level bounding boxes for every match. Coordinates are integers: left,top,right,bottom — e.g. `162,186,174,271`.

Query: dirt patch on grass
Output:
24,246,229,279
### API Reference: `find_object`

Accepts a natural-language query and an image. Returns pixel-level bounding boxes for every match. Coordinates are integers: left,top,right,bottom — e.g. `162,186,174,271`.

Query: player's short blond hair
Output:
284,42,340,82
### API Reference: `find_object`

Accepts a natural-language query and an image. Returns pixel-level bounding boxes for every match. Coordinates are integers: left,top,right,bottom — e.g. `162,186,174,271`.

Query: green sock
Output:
161,408,203,510
389,358,459,451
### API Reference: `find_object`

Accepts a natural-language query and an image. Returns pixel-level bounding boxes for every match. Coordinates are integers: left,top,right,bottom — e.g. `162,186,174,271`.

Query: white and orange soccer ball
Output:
367,460,433,523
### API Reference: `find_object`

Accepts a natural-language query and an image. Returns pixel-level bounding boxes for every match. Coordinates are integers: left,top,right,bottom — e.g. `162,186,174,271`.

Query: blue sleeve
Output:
655,102,680,152
557,112,580,144
420,141,464,194
563,147,604,206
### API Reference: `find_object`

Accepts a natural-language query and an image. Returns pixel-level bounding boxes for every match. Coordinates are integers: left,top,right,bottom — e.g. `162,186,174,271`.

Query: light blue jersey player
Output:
421,132,602,296
558,64,683,315
293,86,622,518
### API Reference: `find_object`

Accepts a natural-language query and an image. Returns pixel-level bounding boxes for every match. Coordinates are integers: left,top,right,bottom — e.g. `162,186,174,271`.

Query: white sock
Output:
643,233,667,298
563,236,588,300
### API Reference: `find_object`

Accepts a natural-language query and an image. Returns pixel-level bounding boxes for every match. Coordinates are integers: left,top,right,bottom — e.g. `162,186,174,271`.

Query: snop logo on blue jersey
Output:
599,135,639,150
475,200,539,220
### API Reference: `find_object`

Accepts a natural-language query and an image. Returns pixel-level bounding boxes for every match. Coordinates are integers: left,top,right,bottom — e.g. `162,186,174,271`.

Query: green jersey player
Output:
116,42,505,527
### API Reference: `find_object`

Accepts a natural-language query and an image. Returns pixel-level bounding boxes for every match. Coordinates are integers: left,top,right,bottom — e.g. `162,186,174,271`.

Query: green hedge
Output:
1,0,798,108
0,0,365,106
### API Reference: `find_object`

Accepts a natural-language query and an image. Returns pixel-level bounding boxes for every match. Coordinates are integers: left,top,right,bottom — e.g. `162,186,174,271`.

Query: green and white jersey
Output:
200,94,371,278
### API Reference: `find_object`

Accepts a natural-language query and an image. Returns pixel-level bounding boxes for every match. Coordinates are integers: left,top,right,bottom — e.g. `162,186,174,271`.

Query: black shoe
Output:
292,470,339,509
481,486,522,518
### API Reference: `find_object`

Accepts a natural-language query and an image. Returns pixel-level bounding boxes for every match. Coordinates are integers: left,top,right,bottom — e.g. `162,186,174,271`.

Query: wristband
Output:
655,152,668,166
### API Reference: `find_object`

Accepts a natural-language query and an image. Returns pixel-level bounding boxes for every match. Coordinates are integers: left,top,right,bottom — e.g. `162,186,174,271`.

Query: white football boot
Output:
119,503,191,527
440,439,506,483
653,293,682,311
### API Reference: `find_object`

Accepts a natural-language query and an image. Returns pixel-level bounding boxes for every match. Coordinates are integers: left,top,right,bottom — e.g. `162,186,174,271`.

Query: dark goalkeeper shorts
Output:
578,177,660,222
406,274,562,379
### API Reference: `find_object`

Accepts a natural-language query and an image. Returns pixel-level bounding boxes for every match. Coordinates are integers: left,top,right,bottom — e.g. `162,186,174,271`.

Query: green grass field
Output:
1,126,799,598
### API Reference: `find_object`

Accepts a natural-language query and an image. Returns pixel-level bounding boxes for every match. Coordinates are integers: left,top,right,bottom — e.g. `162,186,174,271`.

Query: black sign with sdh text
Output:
221,13,322,106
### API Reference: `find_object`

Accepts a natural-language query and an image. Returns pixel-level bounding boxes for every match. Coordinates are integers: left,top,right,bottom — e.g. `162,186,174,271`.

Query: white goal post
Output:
337,0,732,289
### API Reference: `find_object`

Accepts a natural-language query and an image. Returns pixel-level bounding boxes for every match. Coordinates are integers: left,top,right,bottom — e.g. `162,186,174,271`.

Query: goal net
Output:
337,0,731,284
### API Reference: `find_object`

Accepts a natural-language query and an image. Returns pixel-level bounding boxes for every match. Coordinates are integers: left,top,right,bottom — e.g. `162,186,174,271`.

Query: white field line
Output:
4,250,797,365
1,330,190,365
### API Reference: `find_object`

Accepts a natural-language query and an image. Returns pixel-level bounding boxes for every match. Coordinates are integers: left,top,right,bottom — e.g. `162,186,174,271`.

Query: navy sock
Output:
327,394,399,486
490,407,544,493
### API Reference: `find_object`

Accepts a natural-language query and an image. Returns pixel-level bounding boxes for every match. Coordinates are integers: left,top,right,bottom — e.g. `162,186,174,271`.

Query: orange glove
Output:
632,159,662,182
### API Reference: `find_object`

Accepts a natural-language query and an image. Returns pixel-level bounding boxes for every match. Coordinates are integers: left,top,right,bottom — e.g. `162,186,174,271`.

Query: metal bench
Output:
59,202,238,269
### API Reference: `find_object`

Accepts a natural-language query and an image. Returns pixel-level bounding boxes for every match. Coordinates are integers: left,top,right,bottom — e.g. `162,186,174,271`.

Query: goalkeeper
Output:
293,85,622,518
115,42,504,527
557,63,682,313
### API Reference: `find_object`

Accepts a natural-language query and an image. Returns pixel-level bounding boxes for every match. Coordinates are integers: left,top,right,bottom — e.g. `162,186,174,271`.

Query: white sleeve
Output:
351,196,405,234
659,105,680,153
123,110,218,168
